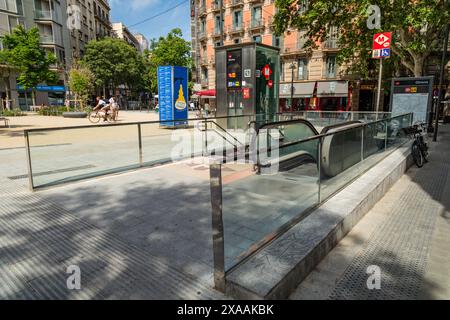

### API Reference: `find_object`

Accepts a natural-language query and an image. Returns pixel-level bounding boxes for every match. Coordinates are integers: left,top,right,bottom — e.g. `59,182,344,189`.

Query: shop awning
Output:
195,89,216,98
279,82,315,98
317,81,348,97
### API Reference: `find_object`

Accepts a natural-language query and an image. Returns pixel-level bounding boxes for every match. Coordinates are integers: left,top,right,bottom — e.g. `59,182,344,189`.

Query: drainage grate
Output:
8,165,96,180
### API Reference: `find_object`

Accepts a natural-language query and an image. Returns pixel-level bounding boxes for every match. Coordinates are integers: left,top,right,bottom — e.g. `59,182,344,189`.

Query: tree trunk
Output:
32,90,36,107
413,56,425,77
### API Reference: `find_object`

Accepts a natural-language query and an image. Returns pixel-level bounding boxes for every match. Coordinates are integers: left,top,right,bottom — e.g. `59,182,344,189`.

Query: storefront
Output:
279,82,315,112
16,85,66,110
279,80,350,112
316,81,350,111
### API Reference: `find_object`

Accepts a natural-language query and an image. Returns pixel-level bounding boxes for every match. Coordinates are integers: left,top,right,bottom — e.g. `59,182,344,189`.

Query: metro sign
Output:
262,64,272,80
373,32,392,50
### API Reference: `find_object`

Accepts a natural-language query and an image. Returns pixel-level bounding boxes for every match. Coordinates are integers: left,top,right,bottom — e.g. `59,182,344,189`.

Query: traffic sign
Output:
373,32,392,50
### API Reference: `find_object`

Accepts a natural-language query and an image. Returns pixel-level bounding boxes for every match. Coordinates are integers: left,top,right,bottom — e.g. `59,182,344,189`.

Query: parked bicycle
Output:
403,122,429,168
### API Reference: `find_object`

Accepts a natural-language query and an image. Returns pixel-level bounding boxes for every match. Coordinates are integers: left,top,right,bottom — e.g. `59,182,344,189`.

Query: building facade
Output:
190,0,352,112
68,0,113,59
1,0,72,109
112,22,139,50
133,32,149,53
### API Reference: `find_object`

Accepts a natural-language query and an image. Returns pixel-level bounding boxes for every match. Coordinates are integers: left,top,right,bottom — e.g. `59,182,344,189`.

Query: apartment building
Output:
133,32,149,53
67,0,112,59
1,0,72,109
190,0,353,111
112,22,139,50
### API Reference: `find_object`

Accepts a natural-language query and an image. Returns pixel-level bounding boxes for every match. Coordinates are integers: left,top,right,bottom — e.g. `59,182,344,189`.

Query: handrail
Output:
257,118,320,136
200,119,245,151
320,120,364,134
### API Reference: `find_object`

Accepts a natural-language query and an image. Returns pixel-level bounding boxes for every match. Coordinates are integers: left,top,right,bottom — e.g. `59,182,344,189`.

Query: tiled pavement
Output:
291,124,450,300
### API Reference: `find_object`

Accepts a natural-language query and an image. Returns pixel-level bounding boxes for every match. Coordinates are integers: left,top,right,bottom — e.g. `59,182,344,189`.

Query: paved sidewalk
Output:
0,175,223,299
290,124,450,300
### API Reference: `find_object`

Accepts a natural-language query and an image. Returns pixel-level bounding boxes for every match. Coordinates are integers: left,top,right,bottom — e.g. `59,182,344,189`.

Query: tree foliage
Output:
274,0,450,77
68,66,95,109
148,28,192,92
1,25,57,103
81,37,147,92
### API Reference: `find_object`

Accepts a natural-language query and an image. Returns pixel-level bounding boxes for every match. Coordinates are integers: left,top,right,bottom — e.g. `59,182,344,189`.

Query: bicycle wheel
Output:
88,112,100,124
412,142,424,168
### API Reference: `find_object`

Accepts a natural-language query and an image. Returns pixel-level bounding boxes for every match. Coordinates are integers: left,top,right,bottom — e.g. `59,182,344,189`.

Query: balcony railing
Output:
212,2,223,12
198,31,208,41
230,0,244,7
228,24,244,34
323,39,339,49
250,18,265,29
40,35,54,43
35,10,52,20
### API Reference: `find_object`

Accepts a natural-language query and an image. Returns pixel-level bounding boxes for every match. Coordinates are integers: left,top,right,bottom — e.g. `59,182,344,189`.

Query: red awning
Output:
196,89,216,97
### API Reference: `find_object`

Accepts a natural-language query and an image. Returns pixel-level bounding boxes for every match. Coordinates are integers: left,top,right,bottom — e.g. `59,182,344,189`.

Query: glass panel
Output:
28,125,140,188
222,138,320,270
320,125,364,200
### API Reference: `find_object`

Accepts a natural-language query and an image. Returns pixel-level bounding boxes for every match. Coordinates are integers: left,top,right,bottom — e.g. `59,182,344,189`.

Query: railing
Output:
40,35,54,43
250,18,265,29
209,112,413,291
24,111,399,190
35,10,52,19
324,39,339,49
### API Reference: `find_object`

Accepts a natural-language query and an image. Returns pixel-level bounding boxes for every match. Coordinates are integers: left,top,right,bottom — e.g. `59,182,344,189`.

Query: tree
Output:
68,66,95,110
1,25,57,105
81,37,145,96
273,0,450,77
148,28,192,93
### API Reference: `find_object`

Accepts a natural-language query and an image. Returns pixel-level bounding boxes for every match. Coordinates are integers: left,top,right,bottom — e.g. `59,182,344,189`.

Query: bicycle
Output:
88,108,115,124
402,122,429,168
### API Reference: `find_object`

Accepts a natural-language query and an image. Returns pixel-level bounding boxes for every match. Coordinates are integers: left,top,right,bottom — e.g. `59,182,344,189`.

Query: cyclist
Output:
94,96,110,121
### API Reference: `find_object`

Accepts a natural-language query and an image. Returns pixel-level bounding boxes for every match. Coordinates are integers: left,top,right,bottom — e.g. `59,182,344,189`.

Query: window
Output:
251,6,262,26
214,15,221,34
215,41,222,47
200,17,206,33
297,58,308,80
252,35,262,43
234,38,240,44
233,10,242,28
272,35,282,48
326,56,336,78
201,68,208,81
280,61,285,81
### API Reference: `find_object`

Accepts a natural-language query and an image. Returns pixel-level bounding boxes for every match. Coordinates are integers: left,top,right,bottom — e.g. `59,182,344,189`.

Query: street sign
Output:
262,64,272,80
372,48,391,59
373,32,392,50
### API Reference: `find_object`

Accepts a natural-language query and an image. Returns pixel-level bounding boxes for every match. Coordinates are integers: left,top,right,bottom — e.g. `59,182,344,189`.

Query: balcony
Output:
248,0,264,3
323,69,338,79
249,18,265,32
198,31,208,42
35,10,53,20
323,39,339,50
227,24,244,35
40,35,54,44
198,5,207,16
212,28,223,38
229,0,244,8
211,2,223,12
200,56,209,66
281,42,308,56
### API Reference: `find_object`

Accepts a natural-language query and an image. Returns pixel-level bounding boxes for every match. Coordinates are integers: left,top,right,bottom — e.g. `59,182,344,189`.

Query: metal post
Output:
210,163,226,292
290,62,295,110
385,119,388,151
433,23,450,142
376,58,384,115
318,138,322,204
24,131,35,191
138,124,143,166
361,126,365,162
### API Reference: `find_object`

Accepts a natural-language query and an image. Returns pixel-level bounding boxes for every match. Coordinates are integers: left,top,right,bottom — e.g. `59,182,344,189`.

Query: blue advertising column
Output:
157,66,189,127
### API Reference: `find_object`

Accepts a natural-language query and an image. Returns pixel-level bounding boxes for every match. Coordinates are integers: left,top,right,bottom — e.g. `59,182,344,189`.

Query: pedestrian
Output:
204,101,210,117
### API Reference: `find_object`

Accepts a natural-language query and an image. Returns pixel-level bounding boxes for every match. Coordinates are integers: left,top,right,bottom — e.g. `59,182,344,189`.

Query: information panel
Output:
157,66,188,127
226,49,242,89
390,77,434,124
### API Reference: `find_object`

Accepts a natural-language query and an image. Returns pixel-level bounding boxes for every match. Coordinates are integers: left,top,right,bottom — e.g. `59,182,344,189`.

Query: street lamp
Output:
290,62,296,110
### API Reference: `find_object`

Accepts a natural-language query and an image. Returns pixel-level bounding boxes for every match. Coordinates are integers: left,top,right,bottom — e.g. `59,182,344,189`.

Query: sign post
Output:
372,32,392,114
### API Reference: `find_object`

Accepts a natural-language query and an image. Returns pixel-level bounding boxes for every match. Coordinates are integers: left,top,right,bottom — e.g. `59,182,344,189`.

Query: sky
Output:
109,0,191,43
